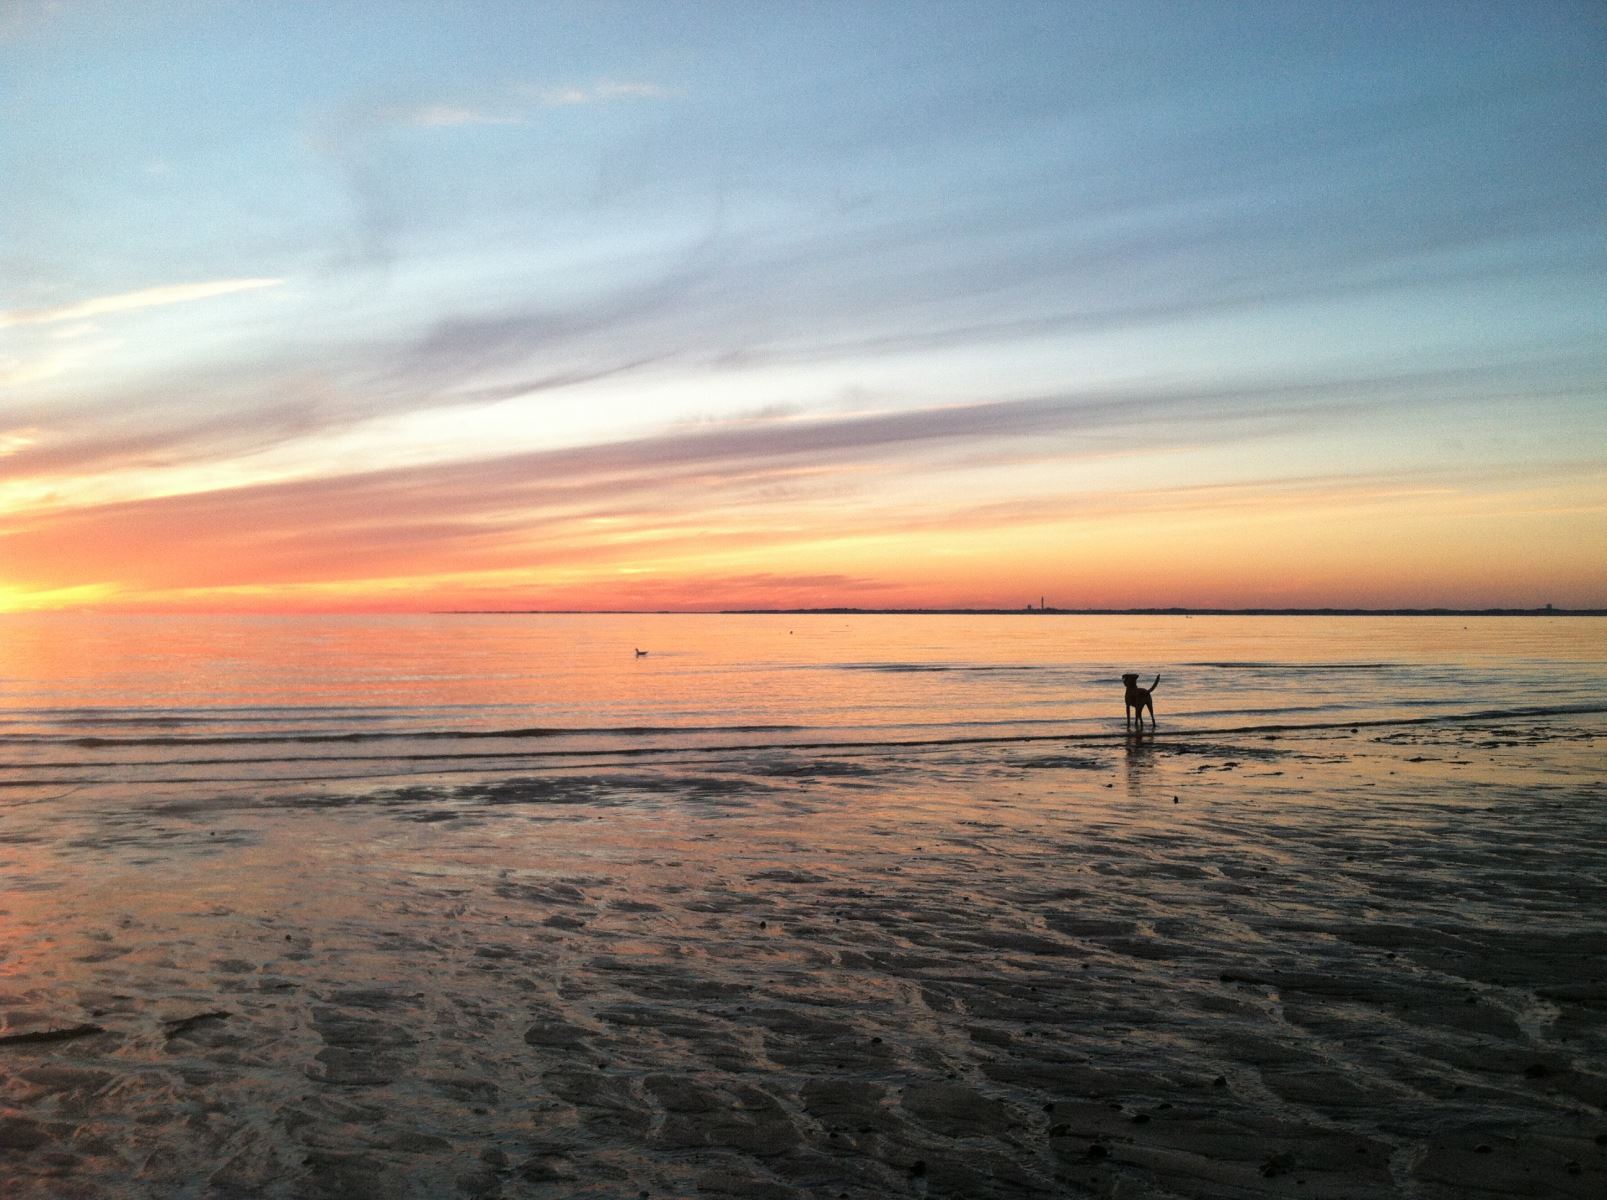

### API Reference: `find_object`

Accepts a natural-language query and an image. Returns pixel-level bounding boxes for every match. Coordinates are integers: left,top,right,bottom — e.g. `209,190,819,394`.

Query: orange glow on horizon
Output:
6,475,1603,615
4,373,1604,616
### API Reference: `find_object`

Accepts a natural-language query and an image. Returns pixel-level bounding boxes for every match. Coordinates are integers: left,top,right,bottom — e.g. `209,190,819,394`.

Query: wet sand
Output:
2,717,1604,1198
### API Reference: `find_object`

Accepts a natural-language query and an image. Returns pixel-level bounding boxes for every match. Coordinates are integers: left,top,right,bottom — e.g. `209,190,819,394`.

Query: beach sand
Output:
2,717,1604,1198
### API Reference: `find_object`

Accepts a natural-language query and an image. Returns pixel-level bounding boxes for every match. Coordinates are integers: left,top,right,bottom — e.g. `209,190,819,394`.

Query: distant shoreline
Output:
440,606,1606,617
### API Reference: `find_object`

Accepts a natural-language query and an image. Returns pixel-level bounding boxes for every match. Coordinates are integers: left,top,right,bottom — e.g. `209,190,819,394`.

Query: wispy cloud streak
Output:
384,79,675,129
0,278,282,329
6,379,1599,596
399,104,524,128
525,80,674,107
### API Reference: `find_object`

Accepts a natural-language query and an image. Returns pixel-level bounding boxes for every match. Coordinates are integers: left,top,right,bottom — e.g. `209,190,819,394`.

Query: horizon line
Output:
434,605,1607,618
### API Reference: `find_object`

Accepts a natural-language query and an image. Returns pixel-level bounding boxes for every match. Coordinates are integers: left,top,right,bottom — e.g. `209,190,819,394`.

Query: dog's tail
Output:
1150,674,1161,691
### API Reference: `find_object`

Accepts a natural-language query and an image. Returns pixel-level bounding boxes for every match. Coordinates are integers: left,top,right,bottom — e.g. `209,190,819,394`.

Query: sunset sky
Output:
3,1,1604,612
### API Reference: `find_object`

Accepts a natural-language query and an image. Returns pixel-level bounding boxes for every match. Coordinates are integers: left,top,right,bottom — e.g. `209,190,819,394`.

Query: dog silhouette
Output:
1122,673,1160,729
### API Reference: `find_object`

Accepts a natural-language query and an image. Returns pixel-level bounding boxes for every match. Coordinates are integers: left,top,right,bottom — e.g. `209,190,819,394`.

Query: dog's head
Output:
1121,673,1139,687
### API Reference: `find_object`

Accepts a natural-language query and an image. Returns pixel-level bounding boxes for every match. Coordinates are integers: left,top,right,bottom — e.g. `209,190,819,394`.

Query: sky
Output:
2,0,1605,612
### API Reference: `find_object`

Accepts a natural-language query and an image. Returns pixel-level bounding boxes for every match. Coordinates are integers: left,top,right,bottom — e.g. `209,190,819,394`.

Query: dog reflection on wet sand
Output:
1122,673,1160,729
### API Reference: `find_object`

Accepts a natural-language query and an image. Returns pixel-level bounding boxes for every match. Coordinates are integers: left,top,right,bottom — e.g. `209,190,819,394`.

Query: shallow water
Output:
2,613,1603,789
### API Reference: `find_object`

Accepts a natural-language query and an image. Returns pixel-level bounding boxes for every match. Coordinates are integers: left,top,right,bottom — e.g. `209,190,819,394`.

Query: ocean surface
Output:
1,612,1604,792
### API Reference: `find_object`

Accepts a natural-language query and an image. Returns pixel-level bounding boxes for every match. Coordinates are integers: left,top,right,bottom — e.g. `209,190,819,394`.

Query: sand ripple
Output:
1,719,1604,1197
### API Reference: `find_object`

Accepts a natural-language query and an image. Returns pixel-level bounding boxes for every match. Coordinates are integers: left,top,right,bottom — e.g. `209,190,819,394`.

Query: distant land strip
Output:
441,607,1607,617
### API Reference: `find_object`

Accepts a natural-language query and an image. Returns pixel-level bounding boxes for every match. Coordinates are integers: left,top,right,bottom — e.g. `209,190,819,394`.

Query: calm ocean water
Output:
1,613,1603,791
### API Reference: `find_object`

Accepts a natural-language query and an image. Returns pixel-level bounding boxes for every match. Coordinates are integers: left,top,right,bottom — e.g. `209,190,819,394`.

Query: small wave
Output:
822,662,1046,674
31,713,402,728
0,722,809,749
1182,662,1400,671
1130,702,1607,736
1180,703,1357,718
